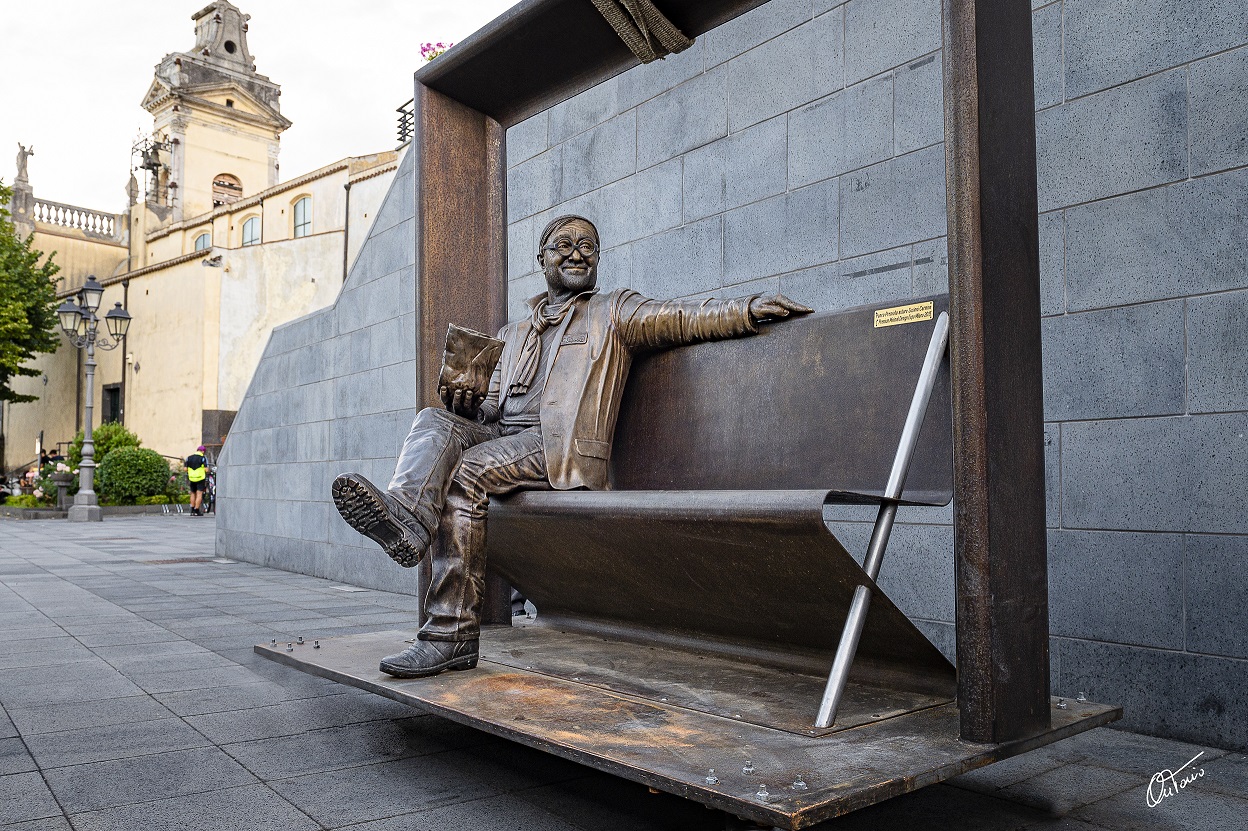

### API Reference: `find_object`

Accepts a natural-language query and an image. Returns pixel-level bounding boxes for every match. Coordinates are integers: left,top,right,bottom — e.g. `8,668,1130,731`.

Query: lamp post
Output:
57,276,132,522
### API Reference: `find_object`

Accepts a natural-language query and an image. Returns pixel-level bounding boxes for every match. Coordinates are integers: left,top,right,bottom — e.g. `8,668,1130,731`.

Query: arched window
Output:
241,216,261,247
292,196,311,238
193,232,211,251
212,173,243,207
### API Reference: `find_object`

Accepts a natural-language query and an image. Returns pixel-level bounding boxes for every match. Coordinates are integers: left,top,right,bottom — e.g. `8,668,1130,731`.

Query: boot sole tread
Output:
331,475,425,568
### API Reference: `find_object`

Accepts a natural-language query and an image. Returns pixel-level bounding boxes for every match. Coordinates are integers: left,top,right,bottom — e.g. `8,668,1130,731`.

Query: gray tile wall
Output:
1027,0,1248,750
219,0,1247,749
215,149,421,596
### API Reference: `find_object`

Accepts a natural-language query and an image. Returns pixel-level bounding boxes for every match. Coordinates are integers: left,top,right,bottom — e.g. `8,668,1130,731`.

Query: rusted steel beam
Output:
411,82,511,625
942,0,1051,742
415,0,773,126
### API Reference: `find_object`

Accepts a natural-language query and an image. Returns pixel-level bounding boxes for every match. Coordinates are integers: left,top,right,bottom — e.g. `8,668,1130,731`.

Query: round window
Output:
224,40,236,54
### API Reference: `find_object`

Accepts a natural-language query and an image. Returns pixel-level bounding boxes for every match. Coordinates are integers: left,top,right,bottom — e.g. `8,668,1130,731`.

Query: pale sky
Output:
0,0,519,212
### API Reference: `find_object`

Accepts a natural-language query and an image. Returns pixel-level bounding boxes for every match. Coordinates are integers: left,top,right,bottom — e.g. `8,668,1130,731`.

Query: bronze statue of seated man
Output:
331,214,811,678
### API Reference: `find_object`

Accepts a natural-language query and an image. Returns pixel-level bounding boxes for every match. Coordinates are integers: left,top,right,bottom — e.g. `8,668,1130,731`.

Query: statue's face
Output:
539,219,599,295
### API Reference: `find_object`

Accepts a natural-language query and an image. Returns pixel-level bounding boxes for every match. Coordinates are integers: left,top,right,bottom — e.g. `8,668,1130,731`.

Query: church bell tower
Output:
140,1,291,222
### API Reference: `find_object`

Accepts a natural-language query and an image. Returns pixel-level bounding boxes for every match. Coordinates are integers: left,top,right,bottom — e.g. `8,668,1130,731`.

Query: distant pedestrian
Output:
186,445,208,516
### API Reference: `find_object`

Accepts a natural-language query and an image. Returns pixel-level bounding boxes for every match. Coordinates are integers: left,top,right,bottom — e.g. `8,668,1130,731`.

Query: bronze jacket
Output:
479,289,759,490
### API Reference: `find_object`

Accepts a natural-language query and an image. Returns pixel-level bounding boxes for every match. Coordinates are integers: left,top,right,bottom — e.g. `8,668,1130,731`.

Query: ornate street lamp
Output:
58,277,133,522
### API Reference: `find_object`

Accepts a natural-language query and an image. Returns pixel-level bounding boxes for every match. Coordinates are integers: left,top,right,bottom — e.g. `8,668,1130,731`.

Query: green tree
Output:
0,180,61,404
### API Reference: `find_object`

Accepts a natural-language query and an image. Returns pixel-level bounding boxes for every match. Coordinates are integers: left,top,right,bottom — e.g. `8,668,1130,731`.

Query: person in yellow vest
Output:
186,446,209,516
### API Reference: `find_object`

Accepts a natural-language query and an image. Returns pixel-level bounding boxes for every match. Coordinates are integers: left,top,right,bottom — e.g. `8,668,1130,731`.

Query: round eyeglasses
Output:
543,238,598,258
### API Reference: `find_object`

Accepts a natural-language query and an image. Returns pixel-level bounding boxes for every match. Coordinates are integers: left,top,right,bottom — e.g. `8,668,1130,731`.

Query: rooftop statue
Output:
15,143,33,182
331,215,811,678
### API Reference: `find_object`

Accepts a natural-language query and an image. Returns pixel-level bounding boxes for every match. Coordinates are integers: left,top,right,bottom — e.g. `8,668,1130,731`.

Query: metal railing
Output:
397,98,415,147
33,198,121,238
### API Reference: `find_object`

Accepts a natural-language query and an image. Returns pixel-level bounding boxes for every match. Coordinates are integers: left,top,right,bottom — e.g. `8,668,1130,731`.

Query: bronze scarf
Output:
508,297,578,397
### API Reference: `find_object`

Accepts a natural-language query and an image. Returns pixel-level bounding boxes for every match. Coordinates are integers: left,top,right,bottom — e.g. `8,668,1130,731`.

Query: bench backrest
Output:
609,295,953,504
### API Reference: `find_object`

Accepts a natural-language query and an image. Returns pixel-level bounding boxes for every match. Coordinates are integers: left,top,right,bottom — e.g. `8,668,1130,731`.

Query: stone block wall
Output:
218,0,1248,748
505,0,949,320
1029,0,1247,751
215,149,422,595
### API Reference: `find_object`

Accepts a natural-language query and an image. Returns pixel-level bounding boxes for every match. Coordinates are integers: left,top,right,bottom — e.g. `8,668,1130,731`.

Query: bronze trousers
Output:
388,407,548,641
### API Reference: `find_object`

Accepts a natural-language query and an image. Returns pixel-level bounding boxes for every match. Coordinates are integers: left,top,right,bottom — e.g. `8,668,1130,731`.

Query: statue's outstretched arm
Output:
615,290,811,351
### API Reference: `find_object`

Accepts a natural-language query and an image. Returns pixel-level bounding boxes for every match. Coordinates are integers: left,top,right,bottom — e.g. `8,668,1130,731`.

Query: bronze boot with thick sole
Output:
331,473,430,568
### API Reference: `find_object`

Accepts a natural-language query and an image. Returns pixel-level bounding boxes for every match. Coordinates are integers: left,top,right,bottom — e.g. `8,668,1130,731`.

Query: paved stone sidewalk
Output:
0,516,1242,830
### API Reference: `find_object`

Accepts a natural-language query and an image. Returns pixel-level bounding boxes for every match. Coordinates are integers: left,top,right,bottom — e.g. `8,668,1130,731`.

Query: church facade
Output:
2,1,399,467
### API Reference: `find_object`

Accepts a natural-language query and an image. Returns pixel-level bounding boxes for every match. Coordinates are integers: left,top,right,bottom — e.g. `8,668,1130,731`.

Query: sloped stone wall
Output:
215,149,421,594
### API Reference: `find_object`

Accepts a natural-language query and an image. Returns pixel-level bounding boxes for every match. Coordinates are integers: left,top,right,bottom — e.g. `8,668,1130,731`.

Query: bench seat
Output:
486,296,956,699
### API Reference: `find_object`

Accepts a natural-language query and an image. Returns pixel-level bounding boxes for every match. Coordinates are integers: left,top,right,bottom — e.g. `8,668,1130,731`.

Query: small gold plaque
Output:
874,301,934,328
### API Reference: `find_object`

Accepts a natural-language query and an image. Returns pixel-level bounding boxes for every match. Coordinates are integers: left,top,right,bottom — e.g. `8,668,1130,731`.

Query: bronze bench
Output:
486,293,957,730
258,295,1118,828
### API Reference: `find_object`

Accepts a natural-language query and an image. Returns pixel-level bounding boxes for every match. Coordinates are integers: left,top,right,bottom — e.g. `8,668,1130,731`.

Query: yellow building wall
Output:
347,171,393,266
114,265,206,458
4,158,397,471
173,107,279,219
2,343,81,466
215,232,345,412
31,228,128,294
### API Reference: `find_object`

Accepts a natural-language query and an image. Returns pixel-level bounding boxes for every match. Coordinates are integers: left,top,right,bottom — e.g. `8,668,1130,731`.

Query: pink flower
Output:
420,41,453,62
33,489,43,498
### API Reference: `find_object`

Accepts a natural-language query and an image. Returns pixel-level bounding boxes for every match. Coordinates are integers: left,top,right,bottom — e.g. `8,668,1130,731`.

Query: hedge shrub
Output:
68,422,141,471
98,447,169,503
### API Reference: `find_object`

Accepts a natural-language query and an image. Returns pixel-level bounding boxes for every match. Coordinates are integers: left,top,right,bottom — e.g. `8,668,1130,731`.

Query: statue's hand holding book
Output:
438,324,503,419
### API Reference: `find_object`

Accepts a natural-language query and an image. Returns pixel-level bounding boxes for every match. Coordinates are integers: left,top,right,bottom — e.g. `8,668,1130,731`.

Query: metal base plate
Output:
255,627,1120,829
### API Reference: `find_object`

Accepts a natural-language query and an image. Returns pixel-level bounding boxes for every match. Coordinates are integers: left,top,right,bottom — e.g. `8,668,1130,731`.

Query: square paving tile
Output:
90,640,204,661
25,717,210,769
0,771,64,825
151,681,308,717
68,784,319,831
5,695,173,736
266,753,512,828
1072,783,1248,830
42,746,258,813
185,692,416,743
0,736,37,775
997,763,1144,815
220,715,485,780
126,665,261,695
74,630,185,649
0,817,75,830
1195,752,1248,799
0,637,76,657
0,645,98,671
0,659,129,689
337,791,590,831
1052,727,1229,777
0,674,146,708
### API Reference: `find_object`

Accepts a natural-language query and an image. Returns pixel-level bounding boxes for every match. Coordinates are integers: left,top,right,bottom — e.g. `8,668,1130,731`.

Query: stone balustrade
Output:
33,198,121,238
